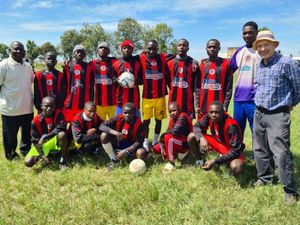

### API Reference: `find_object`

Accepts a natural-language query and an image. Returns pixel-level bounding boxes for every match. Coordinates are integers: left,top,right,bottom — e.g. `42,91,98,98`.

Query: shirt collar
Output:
261,51,279,67
8,56,24,65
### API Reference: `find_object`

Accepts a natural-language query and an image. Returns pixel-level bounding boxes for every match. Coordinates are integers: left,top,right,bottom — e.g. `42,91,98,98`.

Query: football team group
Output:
1,21,300,204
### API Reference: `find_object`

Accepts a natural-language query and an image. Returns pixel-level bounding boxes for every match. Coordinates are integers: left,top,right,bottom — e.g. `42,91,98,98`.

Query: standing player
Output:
112,40,143,118
140,40,168,150
167,39,199,119
188,101,244,175
71,101,103,155
195,39,233,120
25,97,69,170
63,44,94,122
153,102,193,173
34,51,66,112
230,21,259,140
91,42,117,120
100,102,147,170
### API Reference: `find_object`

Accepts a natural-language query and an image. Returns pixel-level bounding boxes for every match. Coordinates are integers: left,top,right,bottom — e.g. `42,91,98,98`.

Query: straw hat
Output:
253,30,279,50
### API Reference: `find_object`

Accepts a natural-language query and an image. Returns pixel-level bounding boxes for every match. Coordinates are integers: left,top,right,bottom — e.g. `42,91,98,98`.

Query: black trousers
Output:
2,113,33,159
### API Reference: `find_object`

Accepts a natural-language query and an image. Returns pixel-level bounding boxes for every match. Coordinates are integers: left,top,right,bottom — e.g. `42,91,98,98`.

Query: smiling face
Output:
168,102,180,120
97,46,109,58
10,42,25,63
122,105,136,123
243,26,257,47
256,40,277,64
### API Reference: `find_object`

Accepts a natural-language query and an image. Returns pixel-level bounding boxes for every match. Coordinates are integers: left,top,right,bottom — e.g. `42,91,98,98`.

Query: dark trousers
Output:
2,113,33,159
253,108,297,194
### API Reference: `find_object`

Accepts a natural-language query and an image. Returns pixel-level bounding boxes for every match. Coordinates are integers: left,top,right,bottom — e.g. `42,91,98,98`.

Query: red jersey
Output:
196,57,233,113
91,57,117,106
31,110,66,146
140,53,168,99
64,61,94,110
167,112,193,139
167,56,198,116
112,56,143,108
34,70,66,110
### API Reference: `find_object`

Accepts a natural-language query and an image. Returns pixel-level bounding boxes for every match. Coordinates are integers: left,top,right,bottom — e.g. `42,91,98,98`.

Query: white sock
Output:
144,138,149,145
102,142,116,161
153,133,159,145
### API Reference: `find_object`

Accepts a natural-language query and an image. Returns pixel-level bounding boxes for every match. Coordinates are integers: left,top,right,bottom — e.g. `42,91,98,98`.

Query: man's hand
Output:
199,137,209,153
201,159,215,171
116,149,127,160
86,128,97,137
38,135,47,146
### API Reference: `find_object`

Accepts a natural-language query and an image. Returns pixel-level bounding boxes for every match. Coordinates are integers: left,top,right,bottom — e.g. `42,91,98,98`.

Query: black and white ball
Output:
118,72,135,88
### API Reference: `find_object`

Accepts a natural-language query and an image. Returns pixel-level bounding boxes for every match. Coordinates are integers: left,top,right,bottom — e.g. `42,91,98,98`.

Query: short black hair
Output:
243,21,258,31
147,39,158,46
210,100,224,111
84,101,96,109
206,39,220,47
123,102,136,112
177,38,189,47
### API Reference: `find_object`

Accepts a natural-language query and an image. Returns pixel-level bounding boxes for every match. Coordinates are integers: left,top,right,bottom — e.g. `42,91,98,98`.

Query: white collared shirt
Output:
0,57,34,116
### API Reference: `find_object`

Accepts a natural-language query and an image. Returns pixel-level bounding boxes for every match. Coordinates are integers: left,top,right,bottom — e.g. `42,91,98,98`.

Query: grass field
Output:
0,72,300,224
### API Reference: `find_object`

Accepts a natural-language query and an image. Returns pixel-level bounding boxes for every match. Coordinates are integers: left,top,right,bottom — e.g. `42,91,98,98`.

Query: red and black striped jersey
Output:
71,112,104,144
91,57,117,106
193,113,243,164
31,110,66,146
167,112,193,139
64,61,94,110
112,56,143,108
102,114,145,144
34,69,67,111
140,53,168,99
195,57,233,114
167,56,198,117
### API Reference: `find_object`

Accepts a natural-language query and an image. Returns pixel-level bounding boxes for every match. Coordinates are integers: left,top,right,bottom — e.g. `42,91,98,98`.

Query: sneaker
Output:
253,179,266,187
162,162,175,174
107,160,118,172
284,193,298,206
59,162,68,171
9,152,20,161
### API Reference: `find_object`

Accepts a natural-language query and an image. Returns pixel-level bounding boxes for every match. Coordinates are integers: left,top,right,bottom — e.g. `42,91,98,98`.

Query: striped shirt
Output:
254,52,300,110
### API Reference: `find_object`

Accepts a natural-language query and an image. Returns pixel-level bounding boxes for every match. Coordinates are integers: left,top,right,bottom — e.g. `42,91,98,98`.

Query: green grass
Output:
1,78,300,224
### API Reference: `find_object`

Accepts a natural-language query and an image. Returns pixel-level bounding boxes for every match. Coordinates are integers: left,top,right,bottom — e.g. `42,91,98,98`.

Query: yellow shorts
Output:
96,105,116,120
142,97,167,120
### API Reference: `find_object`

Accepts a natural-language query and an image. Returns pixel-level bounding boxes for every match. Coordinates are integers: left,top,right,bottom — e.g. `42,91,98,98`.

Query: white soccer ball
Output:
129,159,146,175
118,72,135,88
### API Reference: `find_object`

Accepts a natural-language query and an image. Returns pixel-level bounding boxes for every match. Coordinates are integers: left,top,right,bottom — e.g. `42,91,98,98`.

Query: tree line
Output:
0,17,177,62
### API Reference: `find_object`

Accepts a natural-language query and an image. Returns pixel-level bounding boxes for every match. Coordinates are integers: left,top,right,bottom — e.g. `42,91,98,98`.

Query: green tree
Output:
39,42,58,55
26,40,40,62
0,43,9,60
59,29,84,60
80,23,110,59
144,23,177,53
114,17,144,55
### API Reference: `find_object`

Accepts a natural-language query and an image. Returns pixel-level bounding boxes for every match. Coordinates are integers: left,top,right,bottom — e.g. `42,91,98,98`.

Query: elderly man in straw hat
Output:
252,29,300,205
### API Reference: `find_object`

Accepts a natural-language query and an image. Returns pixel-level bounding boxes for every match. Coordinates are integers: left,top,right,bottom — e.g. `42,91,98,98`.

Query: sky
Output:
1,0,300,60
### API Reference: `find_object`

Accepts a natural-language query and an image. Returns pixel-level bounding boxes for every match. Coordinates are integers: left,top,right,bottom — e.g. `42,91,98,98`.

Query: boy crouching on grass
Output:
152,102,193,174
25,97,69,170
100,102,147,170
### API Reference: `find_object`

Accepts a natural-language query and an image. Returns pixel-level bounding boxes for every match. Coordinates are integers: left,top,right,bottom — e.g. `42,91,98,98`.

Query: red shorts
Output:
153,133,189,161
203,134,244,162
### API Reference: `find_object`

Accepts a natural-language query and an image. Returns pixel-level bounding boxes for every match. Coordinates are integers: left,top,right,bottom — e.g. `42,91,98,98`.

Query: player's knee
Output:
136,148,146,159
100,132,109,144
230,159,243,175
187,132,196,144
57,131,67,142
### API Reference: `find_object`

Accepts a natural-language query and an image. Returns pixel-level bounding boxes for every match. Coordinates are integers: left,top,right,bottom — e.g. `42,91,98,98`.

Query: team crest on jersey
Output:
74,69,81,75
209,69,215,75
125,68,130,72
245,55,251,61
122,129,128,135
151,61,157,66
46,80,53,85
100,66,106,71
47,124,52,130
178,67,184,73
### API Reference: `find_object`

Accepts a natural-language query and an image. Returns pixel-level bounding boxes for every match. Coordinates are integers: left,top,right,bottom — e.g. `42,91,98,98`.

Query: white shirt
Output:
0,57,34,116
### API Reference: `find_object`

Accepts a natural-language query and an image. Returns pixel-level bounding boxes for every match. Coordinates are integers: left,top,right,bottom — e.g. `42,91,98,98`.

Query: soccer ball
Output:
118,72,135,88
129,159,146,175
